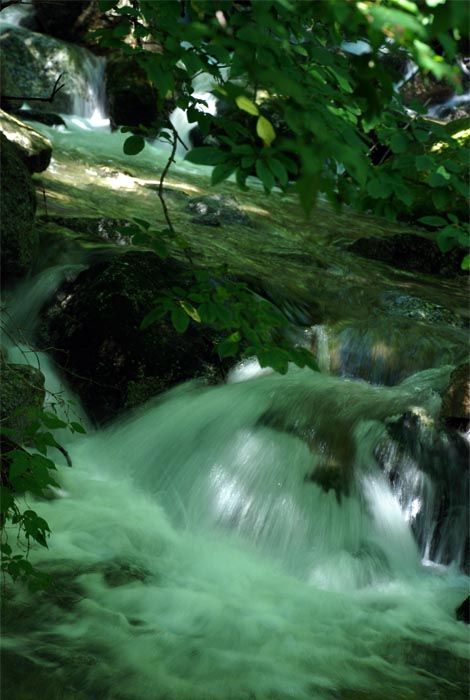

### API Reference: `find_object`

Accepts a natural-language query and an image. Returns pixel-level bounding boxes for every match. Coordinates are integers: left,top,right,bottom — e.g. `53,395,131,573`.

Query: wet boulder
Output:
32,0,100,43
0,134,38,285
441,362,470,430
13,108,66,128
0,109,52,173
185,194,252,228
105,57,172,132
347,233,463,276
0,24,103,117
38,251,224,423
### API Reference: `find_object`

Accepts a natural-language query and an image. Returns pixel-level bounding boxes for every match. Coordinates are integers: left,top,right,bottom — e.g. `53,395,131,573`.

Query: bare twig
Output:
1,73,66,104
157,125,194,267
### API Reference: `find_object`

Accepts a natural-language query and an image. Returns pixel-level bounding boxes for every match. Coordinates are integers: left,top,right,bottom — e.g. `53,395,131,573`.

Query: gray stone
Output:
185,194,252,228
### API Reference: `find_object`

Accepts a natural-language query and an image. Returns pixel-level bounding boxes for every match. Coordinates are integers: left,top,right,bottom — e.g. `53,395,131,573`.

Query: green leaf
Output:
40,412,68,430
133,217,151,230
211,161,237,186
389,132,410,154
437,226,459,252
431,188,450,209
255,160,275,191
151,239,169,258
418,215,448,227
198,302,218,324
235,95,259,116
0,487,14,514
267,158,289,187
70,422,86,434
461,254,470,270
123,134,145,156
415,155,434,171
179,301,201,323
256,115,276,147
428,167,451,187
184,147,225,165
171,306,190,333
217,333,240,358
140,305,167,330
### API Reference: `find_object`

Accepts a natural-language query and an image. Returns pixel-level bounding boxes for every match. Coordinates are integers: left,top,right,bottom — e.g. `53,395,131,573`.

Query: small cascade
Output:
0,0,36,27
323,318,468,385
170,70,224,151
72,51,108,124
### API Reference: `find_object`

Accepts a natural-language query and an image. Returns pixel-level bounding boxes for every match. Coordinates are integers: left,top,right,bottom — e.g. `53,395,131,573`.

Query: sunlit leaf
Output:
256,115,276,147
235,95,259,116
179,301,201,323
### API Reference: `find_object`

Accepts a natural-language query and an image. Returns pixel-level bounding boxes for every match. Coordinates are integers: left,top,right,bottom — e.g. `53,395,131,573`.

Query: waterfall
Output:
1,53,469,695
2,268,469,700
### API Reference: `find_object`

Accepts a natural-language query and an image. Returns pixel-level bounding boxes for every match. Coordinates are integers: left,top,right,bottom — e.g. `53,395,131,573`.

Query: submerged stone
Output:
186,194,252,228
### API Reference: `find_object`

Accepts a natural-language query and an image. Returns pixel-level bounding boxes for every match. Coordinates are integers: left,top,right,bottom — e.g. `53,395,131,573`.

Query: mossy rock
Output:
347,233,463,276
0,24,100,116
105,56,173,131
38,251,225,423
0,134,38,285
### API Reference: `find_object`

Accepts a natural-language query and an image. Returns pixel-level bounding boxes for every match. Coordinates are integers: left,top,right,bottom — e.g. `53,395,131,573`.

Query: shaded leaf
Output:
123,134,145,156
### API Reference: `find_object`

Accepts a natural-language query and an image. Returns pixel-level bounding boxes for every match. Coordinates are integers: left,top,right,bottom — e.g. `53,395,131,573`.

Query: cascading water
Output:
2,267,469,700
2,34,469,696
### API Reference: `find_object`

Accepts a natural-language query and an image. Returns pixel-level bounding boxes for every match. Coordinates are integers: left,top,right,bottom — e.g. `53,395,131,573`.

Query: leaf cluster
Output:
1,407,85,592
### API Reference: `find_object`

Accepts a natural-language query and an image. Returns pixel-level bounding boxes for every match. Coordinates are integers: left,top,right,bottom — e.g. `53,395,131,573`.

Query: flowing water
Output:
1,57,469,699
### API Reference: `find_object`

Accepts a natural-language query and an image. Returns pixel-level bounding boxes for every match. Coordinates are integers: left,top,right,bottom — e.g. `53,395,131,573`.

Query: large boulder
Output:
32,0,100,43
0,24,104,117
0,109,52,173
38,252,225,423
105,56,174,132
0,134,38,285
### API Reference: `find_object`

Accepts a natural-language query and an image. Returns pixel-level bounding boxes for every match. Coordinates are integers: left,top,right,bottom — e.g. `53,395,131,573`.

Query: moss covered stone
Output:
0,134,38,285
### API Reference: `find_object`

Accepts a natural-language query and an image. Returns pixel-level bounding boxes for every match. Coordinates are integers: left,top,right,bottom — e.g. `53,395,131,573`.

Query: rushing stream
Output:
1,43,469,699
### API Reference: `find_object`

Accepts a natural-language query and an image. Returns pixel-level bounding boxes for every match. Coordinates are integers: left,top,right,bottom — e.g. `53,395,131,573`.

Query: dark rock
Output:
32,0,100,43
46,216,135,244
456,596,469,623
441,362,470,430
0,133,38,285
38,252,225,423
185,194,252,228
14,108,66,127
0,109,52,172
105,57,172,132
347,233,463,276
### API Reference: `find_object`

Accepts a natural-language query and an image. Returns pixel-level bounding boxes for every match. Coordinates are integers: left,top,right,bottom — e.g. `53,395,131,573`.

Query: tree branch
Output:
1,73,66,103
